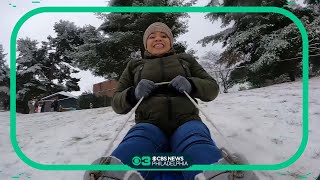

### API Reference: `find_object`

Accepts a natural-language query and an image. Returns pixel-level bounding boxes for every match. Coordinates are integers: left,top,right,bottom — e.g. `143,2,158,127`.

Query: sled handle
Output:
104,97,144,155
155,82,170,86
183,91,235,153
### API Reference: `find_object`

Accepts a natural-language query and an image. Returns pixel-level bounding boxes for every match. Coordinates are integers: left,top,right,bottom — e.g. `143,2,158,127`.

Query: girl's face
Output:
146,31,171,56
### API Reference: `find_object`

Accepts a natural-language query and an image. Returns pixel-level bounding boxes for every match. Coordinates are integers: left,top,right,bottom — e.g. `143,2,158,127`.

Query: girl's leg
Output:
111,123,170,180
170,120,222,180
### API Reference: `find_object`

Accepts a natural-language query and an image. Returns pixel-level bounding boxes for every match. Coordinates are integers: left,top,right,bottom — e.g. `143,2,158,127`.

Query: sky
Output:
1,76,319,179
0,0,225,96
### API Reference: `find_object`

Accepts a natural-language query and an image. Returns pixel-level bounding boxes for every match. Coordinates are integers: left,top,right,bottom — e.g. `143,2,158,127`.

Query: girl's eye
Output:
160,34,168,38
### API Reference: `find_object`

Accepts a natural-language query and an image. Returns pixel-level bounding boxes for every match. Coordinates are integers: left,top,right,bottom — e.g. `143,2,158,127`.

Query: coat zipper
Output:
137,64,144,83
179,59,189,77
160,58,172,123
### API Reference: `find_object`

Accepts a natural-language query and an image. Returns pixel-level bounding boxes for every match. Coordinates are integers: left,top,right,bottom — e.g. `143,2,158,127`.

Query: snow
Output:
1,77,320,180
17,88,30,99
17,64,41,73
251,52,279,72
41,91,78,100
0,86,9,95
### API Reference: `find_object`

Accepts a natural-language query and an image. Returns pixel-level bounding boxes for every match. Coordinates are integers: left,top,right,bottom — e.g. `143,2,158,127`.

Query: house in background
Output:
93,80,118,97
40,91,78,112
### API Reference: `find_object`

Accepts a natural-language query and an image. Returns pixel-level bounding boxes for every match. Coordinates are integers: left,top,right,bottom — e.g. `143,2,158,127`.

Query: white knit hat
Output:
143,22,173,49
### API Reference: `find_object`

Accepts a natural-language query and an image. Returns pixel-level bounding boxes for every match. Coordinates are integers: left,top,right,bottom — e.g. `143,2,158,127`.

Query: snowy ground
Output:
1,77,319,180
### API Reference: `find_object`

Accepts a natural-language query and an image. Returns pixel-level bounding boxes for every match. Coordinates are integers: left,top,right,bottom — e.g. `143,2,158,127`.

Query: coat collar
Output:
144,48,175,59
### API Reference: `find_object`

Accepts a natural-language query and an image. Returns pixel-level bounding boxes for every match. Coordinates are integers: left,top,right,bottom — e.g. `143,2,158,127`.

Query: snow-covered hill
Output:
1,77,319,180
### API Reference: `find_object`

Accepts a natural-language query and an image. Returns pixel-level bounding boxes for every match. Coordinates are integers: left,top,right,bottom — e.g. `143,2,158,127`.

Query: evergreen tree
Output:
199,0,320,86
0,44,10,110
71,0,196,79
46,20,86,92
16,38,46,113
16,37,80,113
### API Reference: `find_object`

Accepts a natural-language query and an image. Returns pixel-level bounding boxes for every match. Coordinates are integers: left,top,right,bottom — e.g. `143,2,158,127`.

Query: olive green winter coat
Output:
111,50,219,136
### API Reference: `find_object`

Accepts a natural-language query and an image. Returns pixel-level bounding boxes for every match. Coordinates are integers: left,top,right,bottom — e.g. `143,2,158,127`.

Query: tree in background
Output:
302,1,320,76
199,0,320,87
16,38,45,113
16,37,80,113
71,0,197,79
0,44,10,110
45,20,82,93
200,50,238,93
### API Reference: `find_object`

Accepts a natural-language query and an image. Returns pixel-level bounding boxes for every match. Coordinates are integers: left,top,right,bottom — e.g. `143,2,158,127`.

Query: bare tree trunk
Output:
214,71,222,94
219,71,228,93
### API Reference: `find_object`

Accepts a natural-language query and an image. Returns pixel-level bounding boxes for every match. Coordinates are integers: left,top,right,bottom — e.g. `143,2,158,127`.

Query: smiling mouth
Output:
154,43,165,48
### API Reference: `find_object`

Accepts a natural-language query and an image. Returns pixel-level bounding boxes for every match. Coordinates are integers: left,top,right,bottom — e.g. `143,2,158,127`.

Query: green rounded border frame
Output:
10,6,309,171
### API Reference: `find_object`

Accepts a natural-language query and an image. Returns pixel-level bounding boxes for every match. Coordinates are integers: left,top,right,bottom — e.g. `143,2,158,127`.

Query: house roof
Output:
41,91,78,100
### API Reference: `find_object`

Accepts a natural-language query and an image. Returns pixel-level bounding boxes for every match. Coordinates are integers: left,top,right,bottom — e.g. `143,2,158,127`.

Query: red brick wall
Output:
93,80,118,97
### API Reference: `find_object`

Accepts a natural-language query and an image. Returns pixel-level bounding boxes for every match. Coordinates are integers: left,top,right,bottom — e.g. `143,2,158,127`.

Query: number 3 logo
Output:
141,156,151,166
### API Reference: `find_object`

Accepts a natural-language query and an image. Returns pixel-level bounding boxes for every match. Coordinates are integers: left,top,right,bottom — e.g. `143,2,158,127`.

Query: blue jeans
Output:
111,120,222,180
